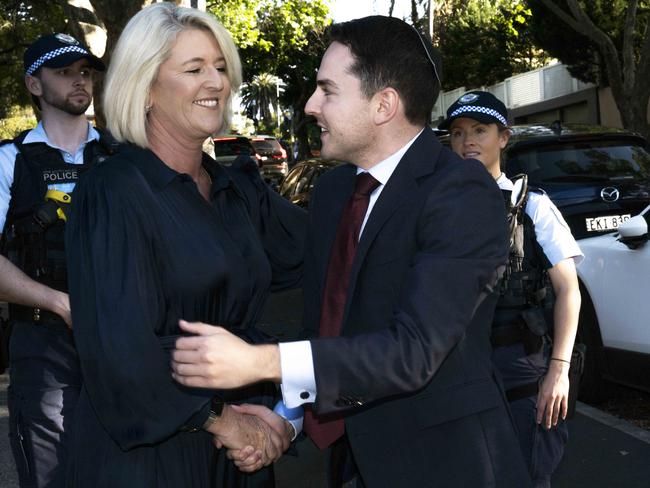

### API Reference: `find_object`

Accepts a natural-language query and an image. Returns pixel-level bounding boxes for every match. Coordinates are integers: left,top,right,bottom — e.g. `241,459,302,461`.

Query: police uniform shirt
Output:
0,121,99,231
497,173,583,266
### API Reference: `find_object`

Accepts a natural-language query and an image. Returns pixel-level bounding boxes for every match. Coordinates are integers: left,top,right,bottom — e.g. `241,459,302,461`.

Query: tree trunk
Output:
89,0,146,128
619,96,650,141
539,0,650,140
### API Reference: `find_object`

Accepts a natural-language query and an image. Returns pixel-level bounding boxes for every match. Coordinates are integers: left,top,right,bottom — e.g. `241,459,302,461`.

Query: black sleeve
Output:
65,167,212,450
227,156,307,292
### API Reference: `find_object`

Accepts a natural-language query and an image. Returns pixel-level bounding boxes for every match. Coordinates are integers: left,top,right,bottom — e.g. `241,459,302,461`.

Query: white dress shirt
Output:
279,130,423,408
496,173,583,267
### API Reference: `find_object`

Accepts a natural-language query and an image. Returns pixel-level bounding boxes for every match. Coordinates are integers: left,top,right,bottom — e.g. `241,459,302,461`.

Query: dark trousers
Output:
492,341,568,488
7,320,80,487
326,436,365,488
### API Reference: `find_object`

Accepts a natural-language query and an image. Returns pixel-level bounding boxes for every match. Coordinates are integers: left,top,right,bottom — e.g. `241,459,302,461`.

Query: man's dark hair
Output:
328,16,442,126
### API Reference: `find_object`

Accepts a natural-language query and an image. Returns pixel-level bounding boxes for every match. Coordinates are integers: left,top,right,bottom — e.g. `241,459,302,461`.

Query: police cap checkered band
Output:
24,33,105,76
449,105,507,126
26,46,92,75
438,90,508,130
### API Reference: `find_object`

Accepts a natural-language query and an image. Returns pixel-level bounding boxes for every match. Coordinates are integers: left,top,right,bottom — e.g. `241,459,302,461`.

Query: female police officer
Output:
440,91,582,488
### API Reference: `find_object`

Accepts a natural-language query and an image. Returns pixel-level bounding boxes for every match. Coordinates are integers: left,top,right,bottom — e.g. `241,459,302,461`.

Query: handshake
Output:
171,320,300,473
203,402,296,473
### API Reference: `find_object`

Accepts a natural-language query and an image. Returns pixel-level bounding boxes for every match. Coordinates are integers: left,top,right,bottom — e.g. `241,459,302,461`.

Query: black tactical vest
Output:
1,129,117,292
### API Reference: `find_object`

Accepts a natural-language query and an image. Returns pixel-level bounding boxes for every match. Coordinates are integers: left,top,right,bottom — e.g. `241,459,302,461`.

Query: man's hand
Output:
171,320,281,389
536,360,570,429
204,404,288,472
224,404,293,473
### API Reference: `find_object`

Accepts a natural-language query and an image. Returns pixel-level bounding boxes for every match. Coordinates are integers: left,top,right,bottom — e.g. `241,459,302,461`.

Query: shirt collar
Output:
356,128,424,184
23,121,99,150
130,145,231,193
496,172,513,191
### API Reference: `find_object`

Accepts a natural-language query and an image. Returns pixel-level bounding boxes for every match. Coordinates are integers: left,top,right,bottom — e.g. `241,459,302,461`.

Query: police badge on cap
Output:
458,93,479,104
55,33,79,45
23,33,105,76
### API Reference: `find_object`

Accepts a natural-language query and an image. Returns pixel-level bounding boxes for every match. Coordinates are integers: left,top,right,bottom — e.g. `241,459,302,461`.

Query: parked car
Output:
503,123,650,240
279,158,344,207
250,135,289,185
212,135,255,165
576,204,650,400
438,123,650,240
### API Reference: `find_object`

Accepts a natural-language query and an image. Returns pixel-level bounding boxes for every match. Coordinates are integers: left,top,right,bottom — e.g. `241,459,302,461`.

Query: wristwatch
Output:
202,396,225,431
182,396,224,433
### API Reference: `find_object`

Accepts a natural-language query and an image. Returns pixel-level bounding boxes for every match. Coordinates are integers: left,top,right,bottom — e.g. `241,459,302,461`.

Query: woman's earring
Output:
145,104,152,113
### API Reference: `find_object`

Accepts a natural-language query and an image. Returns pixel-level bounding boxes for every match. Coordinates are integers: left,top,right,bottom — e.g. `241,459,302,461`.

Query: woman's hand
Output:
224,404,292,472
204,404,290,472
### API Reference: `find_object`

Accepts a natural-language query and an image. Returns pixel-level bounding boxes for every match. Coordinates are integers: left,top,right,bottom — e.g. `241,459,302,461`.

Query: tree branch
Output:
539,0,624,111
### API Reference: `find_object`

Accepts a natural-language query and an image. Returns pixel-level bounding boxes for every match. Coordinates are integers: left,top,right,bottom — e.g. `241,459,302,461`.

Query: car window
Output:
214,139,253,156
507,141,650,184
251,139,282,155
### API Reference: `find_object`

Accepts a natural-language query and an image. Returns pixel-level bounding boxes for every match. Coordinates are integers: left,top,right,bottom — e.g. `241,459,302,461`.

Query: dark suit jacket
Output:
303,128,531,487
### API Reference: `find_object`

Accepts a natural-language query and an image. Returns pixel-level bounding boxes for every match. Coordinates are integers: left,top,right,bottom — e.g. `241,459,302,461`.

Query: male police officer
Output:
0,33,109,487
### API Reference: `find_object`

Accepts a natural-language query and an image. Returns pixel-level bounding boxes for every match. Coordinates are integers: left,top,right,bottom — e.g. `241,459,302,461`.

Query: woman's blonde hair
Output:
103,2,242,147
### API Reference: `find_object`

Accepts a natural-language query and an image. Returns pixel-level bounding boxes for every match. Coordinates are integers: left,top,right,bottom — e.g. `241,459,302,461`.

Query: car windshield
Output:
507,141,650,184
214,139,252,156
251,139,282,155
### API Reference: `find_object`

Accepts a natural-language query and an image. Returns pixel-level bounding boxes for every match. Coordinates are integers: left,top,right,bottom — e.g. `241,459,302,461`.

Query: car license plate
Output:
585,214,631,232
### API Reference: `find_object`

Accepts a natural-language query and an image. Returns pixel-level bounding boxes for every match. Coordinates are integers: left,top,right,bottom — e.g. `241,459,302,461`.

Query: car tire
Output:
576,283,611,403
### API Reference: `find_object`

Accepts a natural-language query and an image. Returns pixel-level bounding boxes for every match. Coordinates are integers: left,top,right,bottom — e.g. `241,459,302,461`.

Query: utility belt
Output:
491,307,548,355
10,304,67,328
492,308,586,419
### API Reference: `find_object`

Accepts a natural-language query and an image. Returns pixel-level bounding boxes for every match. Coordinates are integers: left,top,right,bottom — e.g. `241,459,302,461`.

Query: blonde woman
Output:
65,3,305,486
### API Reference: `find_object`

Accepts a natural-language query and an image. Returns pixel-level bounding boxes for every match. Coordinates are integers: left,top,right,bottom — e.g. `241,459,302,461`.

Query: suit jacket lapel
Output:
342,128,444,330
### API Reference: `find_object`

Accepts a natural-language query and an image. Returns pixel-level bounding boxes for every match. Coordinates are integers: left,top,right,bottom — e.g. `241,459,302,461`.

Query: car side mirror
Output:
618,215,649,249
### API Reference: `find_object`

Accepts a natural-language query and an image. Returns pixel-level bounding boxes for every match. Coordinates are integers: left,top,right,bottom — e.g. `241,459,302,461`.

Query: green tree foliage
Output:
526,0,638,85
430,0,550,90
240,72,283,128
209,0,330,158
528,0,650,139
0,1,68,118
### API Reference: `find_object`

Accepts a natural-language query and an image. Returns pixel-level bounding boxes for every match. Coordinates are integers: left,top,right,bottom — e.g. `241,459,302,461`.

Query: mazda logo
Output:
600,187,620,202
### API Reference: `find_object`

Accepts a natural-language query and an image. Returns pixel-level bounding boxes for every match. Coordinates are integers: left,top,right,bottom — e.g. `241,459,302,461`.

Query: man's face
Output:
305,42,374,164
28,58,94,116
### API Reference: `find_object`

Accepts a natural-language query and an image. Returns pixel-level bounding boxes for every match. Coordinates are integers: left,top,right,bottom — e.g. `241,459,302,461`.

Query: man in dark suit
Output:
172,15,531,487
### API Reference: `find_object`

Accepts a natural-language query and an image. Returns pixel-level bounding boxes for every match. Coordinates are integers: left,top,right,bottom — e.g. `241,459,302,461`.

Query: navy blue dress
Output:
64,145,306,487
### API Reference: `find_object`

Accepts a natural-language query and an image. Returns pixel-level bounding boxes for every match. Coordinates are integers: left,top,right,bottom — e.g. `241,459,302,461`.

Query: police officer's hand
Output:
536,360,570,429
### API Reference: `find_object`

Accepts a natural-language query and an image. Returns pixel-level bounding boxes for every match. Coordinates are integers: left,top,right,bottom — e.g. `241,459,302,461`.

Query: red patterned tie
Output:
304,172,380,450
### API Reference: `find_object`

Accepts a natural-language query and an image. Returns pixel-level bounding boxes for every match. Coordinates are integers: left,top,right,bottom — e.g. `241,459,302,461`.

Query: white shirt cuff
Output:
279,340,317,408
